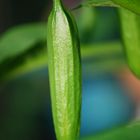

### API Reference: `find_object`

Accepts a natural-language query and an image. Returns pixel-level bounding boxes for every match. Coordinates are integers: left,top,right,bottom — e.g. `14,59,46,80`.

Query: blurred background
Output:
0,0,140,140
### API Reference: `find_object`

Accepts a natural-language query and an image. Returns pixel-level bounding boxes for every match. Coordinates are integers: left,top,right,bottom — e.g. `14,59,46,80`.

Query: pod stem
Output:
53,0,62,9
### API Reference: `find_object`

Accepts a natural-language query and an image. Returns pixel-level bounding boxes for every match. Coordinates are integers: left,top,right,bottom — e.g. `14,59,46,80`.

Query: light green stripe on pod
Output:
47,0,81,140
119,8,140,78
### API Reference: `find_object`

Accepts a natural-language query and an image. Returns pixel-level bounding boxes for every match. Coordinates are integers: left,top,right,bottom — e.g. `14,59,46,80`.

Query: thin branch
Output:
72,0,120,11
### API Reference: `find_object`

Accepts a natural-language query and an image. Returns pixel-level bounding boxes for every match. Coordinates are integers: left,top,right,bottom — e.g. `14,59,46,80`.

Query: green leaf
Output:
112,0,140,15
80,121,140,140
1,44,47,82
0,23,46,64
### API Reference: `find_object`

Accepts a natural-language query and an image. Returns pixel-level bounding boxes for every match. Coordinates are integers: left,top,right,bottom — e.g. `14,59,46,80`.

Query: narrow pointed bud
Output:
47,1,82,140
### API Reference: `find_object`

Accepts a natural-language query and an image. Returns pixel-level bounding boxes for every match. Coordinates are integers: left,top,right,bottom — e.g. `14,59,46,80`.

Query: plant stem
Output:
74,0,120,10
53,0,62,9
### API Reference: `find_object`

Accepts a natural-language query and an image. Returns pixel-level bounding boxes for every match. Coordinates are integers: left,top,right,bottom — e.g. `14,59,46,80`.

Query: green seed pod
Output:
119,8,140,78
47,0,81,140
